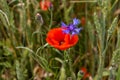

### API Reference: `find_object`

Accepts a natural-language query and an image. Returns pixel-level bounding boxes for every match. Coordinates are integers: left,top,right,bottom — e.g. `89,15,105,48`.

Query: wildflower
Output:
46,28,78,50
80,67,91,80
81,17,86,26
61,18,82,35
40,0,52,11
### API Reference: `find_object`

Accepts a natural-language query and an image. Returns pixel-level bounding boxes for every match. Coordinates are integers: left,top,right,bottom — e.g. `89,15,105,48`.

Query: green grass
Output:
0,0,120,80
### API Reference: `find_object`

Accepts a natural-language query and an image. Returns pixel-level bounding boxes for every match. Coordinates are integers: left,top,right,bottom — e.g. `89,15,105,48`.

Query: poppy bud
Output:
40,0,52,11
81,17,86,26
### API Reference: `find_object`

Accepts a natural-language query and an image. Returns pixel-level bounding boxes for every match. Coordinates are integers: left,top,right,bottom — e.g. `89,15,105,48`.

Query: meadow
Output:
0,0,120,80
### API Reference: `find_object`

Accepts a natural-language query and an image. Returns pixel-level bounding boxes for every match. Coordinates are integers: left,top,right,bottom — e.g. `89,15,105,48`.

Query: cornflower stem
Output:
64,50,76,80
63,0,68,23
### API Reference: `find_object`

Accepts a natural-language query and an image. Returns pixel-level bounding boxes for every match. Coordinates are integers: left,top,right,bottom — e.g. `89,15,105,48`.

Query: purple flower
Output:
61,18,82,35
73,18,80,25
61,22,67,28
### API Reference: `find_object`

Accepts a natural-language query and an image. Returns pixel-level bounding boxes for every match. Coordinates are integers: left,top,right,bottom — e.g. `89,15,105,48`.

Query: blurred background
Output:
0,0,120,80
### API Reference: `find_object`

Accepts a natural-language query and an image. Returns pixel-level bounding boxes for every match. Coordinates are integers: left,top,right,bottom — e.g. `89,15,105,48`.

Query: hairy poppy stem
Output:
63,50,76,80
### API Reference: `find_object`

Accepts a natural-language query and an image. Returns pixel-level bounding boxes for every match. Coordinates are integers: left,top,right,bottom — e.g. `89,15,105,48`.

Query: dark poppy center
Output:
59,40,65,45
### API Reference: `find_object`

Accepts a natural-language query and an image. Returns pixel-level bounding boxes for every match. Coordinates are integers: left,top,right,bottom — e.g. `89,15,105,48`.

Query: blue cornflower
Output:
73,18,80,25
61,18,82,35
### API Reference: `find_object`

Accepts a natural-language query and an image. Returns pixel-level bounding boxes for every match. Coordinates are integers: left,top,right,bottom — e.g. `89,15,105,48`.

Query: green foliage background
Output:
0,0,120,80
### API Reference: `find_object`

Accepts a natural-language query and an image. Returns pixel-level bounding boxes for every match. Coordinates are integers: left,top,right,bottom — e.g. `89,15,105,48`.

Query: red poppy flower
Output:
46,28,79,50
80,67,91,80
40,0,51,11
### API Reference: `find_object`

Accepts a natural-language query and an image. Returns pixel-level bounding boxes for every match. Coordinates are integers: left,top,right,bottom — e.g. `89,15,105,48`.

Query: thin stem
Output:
97,52,105,80
96,8,107,80
49,9,53,30
110,0,118,11
97,40,109,80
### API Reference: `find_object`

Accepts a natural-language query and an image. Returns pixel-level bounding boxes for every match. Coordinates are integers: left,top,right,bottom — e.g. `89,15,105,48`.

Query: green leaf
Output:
116,65,120,80
116,28,120,48
59,66,66,80
102,69,109,76
87,21,95,47
0,62,12,68
0,10,10,28
16,60,27,80
107,16,118,41
111,48,120,66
